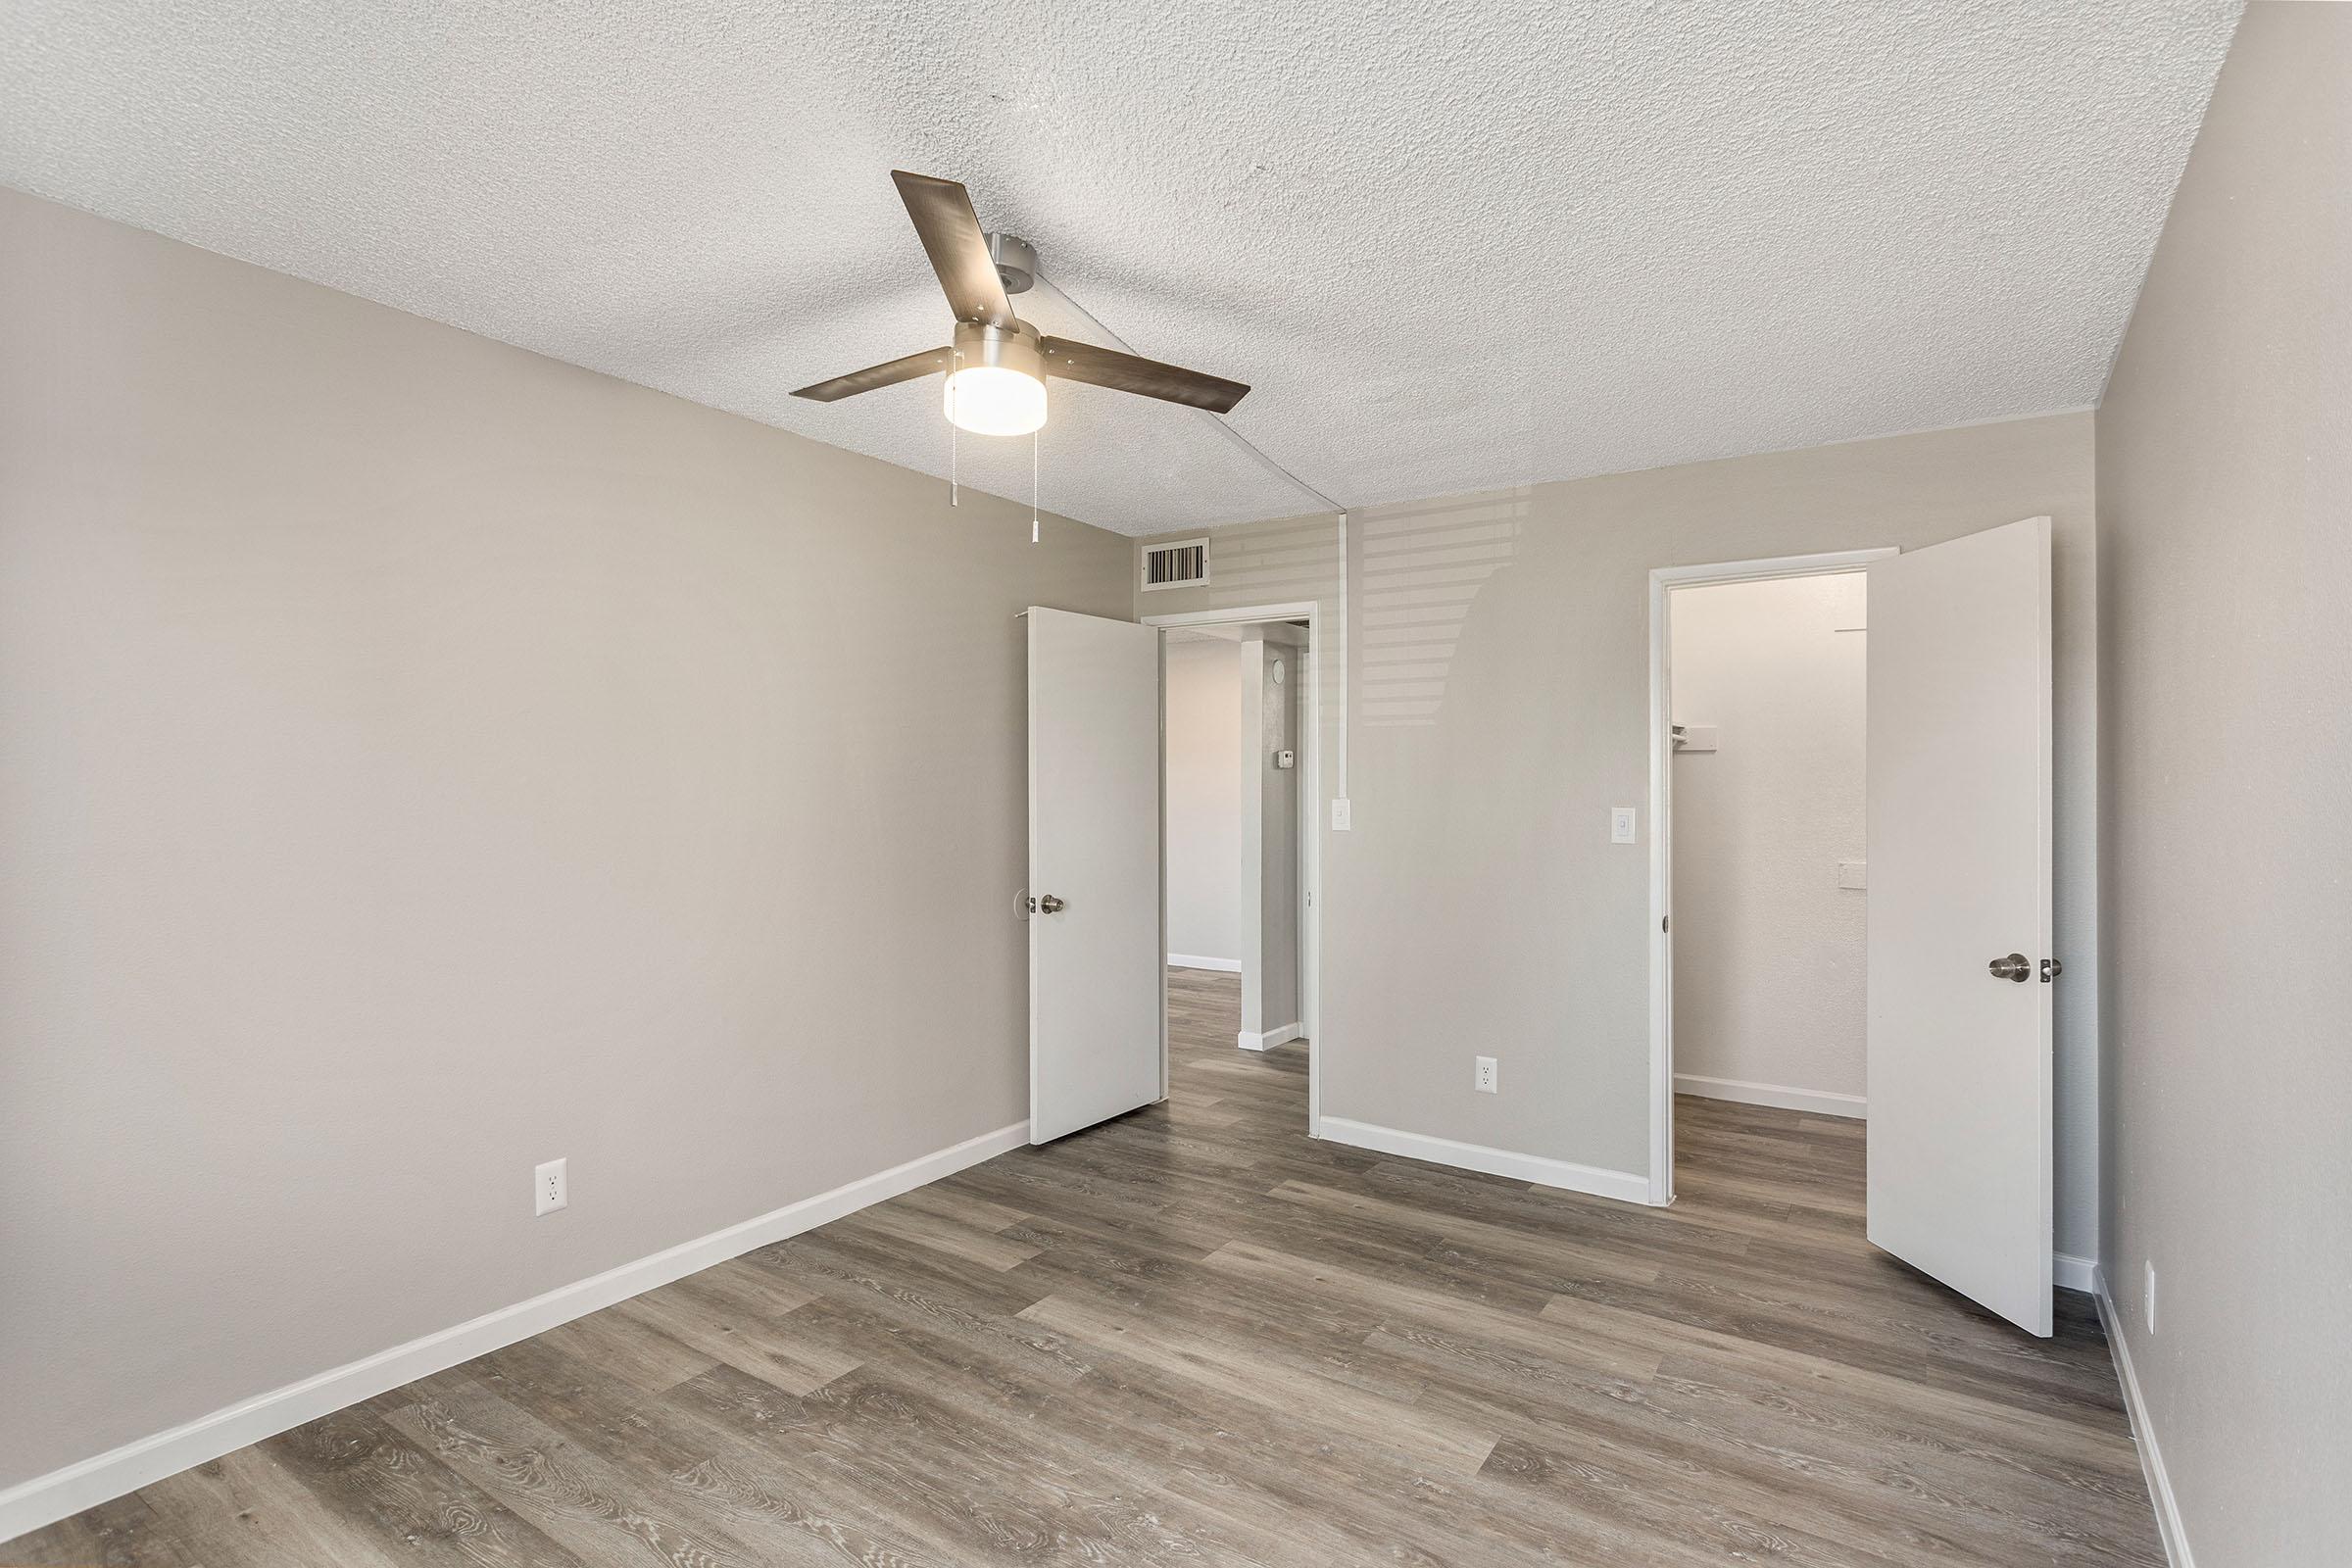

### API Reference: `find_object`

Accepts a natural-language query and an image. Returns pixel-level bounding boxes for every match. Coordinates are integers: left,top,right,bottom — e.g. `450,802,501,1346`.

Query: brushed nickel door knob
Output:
1987,953,2031,982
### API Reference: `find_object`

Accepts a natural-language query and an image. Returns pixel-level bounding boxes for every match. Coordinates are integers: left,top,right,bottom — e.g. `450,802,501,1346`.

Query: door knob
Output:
1038,894,1066,914
1988,953,2031,982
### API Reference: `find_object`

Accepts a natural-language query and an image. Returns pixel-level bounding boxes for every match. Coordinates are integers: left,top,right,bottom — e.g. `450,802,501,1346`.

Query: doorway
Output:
1655,563,1878,1230
1147,604,1320,1130
1646,550,1892,1203
1644,524,2058,1337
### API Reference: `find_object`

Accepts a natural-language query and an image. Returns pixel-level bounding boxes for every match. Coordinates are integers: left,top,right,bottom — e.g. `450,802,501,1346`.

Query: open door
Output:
1866,517,2055,1336
1028,607,1165,1143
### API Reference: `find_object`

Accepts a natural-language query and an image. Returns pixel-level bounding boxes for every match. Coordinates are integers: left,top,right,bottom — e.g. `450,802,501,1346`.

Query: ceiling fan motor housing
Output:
953,318,1046,382
986,232,1037,295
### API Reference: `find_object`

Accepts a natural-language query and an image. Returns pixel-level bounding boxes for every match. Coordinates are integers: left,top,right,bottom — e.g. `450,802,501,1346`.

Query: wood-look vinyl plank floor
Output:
5,965,2159,1566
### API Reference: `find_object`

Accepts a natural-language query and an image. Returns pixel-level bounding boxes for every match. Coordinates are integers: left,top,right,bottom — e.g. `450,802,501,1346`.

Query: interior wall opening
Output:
1665,569,1871,1190
1159,617,1313,1118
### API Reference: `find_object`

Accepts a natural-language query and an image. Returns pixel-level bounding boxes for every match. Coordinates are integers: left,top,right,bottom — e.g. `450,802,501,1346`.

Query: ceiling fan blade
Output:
1041,337,1250,414
790,346,952,402
892,171,1016,327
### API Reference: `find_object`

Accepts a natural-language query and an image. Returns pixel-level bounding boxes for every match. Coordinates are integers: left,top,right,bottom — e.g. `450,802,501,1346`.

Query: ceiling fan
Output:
792,171,1250,438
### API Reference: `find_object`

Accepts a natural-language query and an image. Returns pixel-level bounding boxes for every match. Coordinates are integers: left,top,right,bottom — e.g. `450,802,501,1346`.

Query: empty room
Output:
2,3,2343,1565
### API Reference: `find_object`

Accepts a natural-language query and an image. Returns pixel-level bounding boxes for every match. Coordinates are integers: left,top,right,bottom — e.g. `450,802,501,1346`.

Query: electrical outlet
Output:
2144,1262,2157,1335
535,1157,567,1217
1475,1055,1498,1094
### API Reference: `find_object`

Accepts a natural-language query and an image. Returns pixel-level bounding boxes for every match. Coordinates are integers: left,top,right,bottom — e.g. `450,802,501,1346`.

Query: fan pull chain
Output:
948,351,960,507
1031,428,1040,544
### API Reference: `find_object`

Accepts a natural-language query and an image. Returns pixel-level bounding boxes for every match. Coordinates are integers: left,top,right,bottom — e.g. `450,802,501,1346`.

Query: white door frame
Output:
1646,549,1895,1205
1143,601,1324,1132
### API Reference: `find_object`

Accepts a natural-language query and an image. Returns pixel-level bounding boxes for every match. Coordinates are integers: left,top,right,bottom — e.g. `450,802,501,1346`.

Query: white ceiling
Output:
2,2,2238,535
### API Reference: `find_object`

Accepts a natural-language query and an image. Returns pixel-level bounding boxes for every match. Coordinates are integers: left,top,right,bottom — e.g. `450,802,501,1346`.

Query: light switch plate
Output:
1332,798,1352,831
1838,860,1868,889
1610,807,1638,844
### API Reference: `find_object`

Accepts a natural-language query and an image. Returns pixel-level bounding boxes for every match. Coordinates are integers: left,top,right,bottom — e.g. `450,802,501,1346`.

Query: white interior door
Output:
1028,607,1165,1144
1866,516,2055,1336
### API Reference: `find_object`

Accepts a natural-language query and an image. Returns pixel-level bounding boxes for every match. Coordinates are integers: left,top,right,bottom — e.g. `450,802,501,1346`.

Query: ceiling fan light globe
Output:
944,365,1048,436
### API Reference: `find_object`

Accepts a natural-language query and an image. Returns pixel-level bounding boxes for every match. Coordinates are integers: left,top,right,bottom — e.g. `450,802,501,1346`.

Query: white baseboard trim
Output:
2095,1264,2195,1568
1237,1022,1301,1053
1675,1072,1866,1120
0,1119,1029,1544
2053,1252,2097,1294
1166,954,1241,972
1319,1117,1653,1206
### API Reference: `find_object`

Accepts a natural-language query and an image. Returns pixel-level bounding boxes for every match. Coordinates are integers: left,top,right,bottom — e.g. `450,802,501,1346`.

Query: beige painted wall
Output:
1239,631,1301,1036
0,188,1131,1493
1136,411,2100,1255
2095,5,2350,1560
1163,637,1243,965
1670,573,1869,1103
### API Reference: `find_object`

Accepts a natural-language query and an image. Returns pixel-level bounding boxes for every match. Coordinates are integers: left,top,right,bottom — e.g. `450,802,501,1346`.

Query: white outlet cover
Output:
535,1157,567,1217
1475,1055,1498,1094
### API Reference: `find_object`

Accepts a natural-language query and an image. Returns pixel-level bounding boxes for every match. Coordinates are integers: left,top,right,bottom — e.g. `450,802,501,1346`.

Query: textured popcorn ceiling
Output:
1,1,2237,535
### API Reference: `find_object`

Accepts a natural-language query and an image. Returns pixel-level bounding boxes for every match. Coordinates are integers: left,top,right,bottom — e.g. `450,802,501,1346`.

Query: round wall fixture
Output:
1273,659,1287,684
